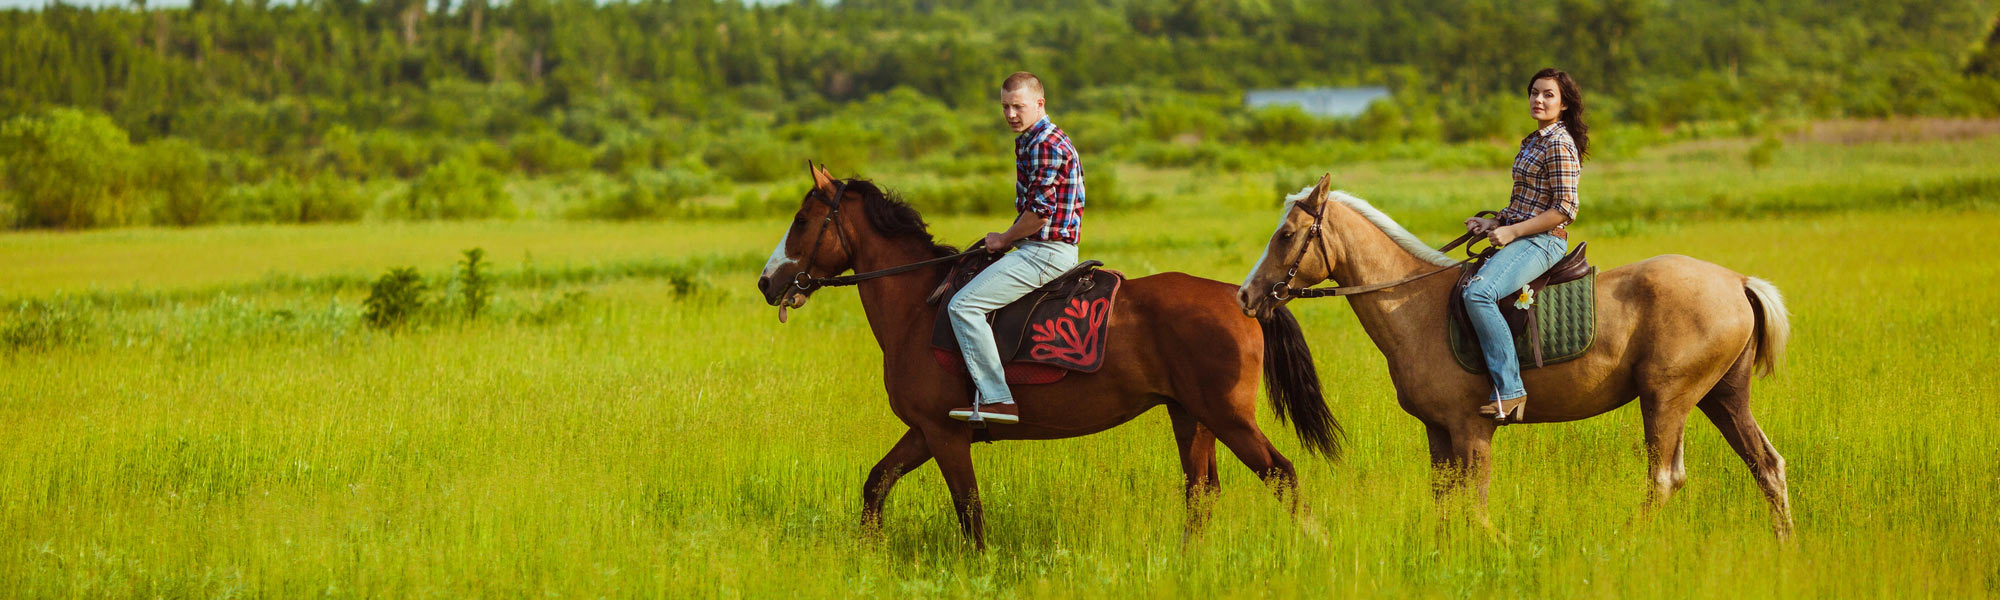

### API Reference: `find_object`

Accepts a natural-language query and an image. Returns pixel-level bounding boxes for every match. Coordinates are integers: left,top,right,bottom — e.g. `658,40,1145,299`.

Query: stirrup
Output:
1480,397,1526,423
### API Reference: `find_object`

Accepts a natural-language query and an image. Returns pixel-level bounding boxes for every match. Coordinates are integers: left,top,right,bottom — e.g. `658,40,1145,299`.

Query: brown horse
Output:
1236,175,1795,536
756,164,1340,549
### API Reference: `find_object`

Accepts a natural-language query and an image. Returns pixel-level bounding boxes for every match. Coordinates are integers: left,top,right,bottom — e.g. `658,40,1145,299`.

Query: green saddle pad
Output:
1449,270,1597,374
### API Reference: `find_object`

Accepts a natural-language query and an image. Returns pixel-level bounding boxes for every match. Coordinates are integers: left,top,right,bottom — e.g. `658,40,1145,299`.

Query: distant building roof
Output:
1244,86,1391,118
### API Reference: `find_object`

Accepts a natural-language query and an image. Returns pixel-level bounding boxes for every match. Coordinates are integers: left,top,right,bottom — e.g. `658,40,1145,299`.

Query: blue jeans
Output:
948,240,1078,405
1461,233,1568,403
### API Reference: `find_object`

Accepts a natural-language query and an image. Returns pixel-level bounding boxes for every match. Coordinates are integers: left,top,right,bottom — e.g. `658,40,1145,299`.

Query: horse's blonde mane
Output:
1286,187,1455,267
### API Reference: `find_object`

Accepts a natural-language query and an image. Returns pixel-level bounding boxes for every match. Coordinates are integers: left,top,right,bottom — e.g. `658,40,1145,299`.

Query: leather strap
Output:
1275,210,1499,300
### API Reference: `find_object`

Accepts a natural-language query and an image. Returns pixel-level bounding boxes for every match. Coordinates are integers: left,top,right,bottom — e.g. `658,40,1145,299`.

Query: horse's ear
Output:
809,161,836,193
1308,173,1332,204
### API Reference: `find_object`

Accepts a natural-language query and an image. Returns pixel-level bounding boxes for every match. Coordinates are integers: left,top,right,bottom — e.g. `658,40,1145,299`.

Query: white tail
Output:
1744,277,1791,377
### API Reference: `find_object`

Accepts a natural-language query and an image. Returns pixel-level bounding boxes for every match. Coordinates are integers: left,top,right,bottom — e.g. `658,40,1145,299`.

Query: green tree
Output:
0,108,139,229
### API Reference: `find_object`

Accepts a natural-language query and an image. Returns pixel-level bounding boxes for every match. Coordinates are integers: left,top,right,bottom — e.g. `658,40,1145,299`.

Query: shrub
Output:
140,138,224,227
363,267,427,330
510,129,597,175
402,156,513,220
457,248,491,320
222,173,367,224
358,130,434,179
571,168,712,220
1747,135,1783,172
1239,105,1326,145
0,108,140,229
702,133,795,183
2,301,91,352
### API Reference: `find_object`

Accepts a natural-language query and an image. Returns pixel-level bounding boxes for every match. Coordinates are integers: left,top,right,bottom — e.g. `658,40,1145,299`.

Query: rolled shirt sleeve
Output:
1543,141,1580,222
1024,150,1066,221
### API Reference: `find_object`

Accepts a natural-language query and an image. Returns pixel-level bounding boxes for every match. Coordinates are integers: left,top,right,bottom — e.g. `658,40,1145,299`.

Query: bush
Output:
1238,105,1327,145
702,133,795,183
1747,135,1783,171
140,138,224,227
363,267,428,330
510,129,597,175
223,173,367,224
359,130,435,179
3,301,91,352
895,177,1006,216
571,168,712,220
0,108,140,229
457,248,491,320
402,156,513,220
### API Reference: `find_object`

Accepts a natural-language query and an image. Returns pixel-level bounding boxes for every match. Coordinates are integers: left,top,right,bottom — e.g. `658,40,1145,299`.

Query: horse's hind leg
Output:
1204,417,1300,513
1697,342,1794,538
1169,405,1219,532
861,428,933,537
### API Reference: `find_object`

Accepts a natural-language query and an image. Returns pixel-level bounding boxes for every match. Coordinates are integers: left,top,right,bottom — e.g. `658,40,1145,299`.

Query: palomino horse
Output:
756,164,1340,549
1236,175,1794,536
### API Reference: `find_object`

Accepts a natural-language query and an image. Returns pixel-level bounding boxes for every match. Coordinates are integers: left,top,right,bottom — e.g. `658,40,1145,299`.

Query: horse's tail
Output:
1744,276,1791,378
1259,306,1343,459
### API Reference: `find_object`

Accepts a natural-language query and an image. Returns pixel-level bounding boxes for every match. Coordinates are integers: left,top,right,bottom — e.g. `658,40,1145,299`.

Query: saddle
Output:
929,254,1123,385
1446,241,1597,372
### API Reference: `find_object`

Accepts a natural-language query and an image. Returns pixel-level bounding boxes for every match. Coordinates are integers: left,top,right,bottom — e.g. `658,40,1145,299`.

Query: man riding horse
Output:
945,71,1086,426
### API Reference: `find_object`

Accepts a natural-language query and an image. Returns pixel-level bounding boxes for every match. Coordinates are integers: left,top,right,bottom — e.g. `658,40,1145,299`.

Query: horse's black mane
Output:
842,179,958,258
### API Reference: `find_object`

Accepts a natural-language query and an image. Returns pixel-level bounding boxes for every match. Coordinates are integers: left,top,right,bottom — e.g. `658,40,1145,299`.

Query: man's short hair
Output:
1001,72,1044,96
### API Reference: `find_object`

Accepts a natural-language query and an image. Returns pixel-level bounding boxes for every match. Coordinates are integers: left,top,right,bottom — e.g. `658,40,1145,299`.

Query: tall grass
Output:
1,136,1996,597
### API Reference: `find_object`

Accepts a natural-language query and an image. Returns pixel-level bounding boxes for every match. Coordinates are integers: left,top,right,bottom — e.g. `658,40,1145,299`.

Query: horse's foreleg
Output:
1169,405,1219,533
1425,421,1458,500
923,426,986,550
1445,420,1499,531
861,428,933,537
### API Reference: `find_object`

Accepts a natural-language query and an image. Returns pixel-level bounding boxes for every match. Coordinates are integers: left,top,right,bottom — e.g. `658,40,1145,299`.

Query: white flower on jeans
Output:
1513,287,1535,310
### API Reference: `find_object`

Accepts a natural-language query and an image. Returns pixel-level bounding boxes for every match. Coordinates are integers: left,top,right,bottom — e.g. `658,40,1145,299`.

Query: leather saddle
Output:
929,253,1123,385
1447,241,1594,368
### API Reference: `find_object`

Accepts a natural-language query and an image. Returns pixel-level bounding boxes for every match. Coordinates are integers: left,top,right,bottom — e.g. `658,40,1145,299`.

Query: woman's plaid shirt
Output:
1500,121,1581,240
1014,117,1085,244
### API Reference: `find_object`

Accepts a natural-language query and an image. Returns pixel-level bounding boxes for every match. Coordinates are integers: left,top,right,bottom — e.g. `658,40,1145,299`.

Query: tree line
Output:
3,0,1997,229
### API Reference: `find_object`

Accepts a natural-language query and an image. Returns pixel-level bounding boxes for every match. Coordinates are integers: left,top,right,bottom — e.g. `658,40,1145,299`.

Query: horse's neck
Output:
1325,210,1452,357
851,238,946,352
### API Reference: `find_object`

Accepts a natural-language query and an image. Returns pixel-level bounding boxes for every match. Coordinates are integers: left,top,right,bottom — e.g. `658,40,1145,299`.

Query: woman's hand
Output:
1487,225,1520,246
1464,216,1500,234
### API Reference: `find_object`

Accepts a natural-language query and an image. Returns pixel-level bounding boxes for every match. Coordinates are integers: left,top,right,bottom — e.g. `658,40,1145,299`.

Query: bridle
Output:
1266,204,1499,300
788,179,854,294
786,180,983,295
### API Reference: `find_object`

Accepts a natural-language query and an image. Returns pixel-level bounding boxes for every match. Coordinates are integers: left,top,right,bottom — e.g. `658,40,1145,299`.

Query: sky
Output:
0,0,799,9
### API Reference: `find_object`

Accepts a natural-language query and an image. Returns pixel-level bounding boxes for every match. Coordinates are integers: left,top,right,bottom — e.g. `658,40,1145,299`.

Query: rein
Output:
1270,206,1499,300
789,181,984,294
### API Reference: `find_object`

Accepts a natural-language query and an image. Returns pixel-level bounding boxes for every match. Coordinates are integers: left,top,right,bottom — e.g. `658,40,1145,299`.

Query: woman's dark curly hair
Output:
1530,68,1589,159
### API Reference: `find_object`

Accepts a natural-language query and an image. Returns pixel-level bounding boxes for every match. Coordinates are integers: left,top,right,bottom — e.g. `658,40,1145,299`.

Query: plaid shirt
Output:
1500,121,1581,240
1015,117,1085,244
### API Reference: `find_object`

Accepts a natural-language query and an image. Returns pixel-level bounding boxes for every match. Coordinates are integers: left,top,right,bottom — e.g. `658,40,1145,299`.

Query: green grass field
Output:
3,132,1998,597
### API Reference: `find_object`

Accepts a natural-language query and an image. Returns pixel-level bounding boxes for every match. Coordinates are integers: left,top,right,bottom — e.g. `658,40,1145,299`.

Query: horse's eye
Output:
1278,229,1294,240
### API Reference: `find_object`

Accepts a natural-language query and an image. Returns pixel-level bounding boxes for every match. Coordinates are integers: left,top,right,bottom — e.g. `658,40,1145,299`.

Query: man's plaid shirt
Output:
1014,117,1085,244
1501,121,1581,240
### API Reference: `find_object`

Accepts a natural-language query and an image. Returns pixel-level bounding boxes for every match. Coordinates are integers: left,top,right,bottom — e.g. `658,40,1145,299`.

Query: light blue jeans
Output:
948,240,1078,405
1462,233,1568,403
